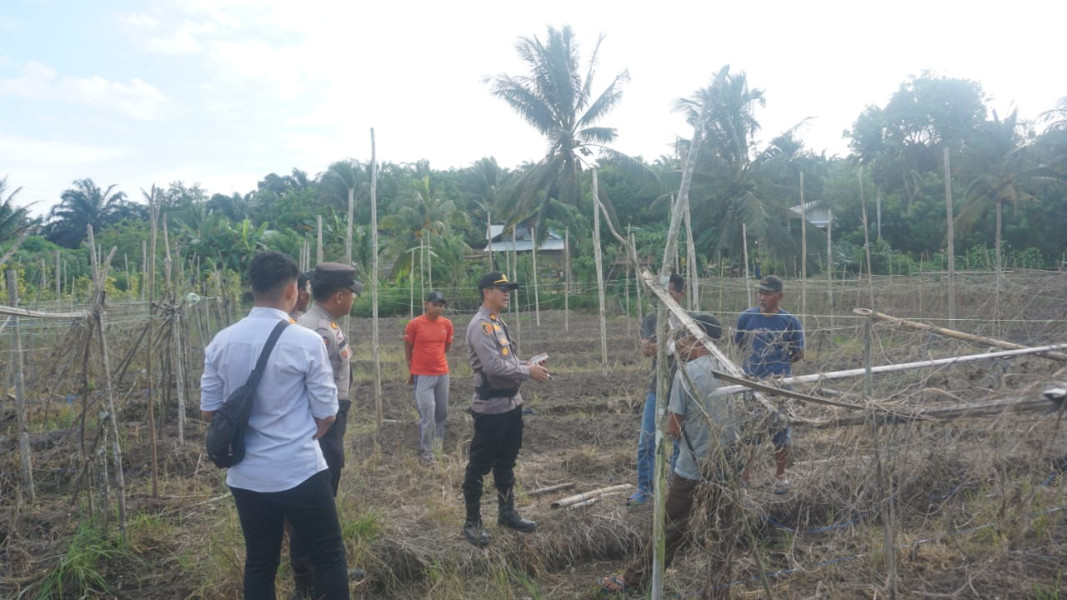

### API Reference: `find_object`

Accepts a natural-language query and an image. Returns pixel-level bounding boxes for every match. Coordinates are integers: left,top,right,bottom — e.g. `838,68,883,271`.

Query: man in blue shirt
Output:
734,275,803,493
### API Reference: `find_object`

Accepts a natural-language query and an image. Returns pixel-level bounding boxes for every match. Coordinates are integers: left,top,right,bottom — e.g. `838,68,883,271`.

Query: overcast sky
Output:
2,0,1062,217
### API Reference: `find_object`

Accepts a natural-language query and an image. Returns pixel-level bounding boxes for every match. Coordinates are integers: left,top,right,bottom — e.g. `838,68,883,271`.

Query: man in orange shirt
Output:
405,291,453,465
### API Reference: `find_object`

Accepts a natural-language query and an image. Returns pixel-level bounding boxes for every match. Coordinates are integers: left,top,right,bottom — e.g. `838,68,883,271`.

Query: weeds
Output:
35,522,135,600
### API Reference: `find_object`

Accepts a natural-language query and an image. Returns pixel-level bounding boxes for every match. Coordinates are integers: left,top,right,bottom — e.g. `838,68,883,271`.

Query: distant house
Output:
482,222,566,253
475,220,567,272
789,201,831,230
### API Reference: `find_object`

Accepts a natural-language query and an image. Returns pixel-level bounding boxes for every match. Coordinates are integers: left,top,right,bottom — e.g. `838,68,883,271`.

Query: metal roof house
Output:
482,223,566,253
789,201,831,230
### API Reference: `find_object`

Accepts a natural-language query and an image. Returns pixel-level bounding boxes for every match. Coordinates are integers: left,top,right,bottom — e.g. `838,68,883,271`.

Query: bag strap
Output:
245,320,290,390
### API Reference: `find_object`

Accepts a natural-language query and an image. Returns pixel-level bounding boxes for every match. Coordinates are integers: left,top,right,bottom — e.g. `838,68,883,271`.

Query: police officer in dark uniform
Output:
461,272,550,547
290,262,364,596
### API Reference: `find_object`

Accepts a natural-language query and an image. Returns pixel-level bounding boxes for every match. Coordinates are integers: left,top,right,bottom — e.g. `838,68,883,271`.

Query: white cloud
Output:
66,76,169,120
0,61,169,120
117,13,159,28
0,134,131,166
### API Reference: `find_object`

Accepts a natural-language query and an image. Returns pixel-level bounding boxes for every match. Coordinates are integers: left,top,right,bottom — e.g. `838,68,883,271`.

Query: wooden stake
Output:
8,269,34,502
944,147,956,322
592,169,608,375
370,128,383,435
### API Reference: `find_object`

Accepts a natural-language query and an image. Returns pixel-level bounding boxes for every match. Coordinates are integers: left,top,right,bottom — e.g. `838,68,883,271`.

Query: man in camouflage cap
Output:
290,262,364,595
460,272,550,547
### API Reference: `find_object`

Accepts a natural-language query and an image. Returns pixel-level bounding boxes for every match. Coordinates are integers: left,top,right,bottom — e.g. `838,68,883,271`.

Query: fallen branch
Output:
854,307,1067,362
528,482,575,497
551,484,631,509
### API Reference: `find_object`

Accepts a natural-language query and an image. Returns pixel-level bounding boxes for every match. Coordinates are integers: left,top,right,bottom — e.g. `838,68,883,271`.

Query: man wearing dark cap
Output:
291,270,313,318
733,275,803,494
461,272,550,547
290,262,364,596
404,290,453,465
600,313,745,596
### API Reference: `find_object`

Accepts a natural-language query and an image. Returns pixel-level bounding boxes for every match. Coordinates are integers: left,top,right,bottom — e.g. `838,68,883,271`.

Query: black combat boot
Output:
462,502,490,547
497,490,537,532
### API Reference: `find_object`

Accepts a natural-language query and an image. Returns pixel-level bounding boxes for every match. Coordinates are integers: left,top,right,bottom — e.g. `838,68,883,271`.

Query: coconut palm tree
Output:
957,110,1053,274
675,67,797,263
0,176,34,243
44,178,145,248
487,25,633,235
466,157,509,269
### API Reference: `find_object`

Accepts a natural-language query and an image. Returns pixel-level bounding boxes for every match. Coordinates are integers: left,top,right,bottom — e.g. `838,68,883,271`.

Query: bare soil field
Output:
3,272,1067,599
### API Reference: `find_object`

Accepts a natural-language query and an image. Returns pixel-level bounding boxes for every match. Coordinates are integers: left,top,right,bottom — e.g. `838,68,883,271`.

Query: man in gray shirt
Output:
460,272,550,547
600,313,744,597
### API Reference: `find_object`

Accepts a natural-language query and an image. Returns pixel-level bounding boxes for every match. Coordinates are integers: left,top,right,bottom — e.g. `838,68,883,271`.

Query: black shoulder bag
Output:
205,320,289,468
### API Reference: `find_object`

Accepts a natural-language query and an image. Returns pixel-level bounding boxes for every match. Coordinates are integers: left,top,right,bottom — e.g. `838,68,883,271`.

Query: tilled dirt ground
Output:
3,306,1067,599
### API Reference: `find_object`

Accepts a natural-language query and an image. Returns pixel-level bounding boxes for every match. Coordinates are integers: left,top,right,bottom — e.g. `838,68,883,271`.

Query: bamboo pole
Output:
944,147,956,322
8,269,34,502
651,106,706,599
146,186,160,498
592,169,608,375
684,194,698,309
742,223,752,307
55,249,61,300
95,281,127,538
163,218,186,444
531,223,540,327
551,484,632,509
827,208,834,332
564,228,570,332
852,307,1067,361
316,214,323,265
528,482,575,497
711,342,1067,398
800,171,807,330
370,128,383,434
630,231,641,324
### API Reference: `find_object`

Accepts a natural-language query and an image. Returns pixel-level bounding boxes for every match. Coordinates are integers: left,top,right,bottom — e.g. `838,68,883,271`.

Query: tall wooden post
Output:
317,214,324,265
564,228,570,332
370,128,383,432
531,224,541,326
9,269,34,501
827,208,834,331
944,147,956,322
742,223,752,307
800,171,807,330
146,187,160,498
592,169,608,375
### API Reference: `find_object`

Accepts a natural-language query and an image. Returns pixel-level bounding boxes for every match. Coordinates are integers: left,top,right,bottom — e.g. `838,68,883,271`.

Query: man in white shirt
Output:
200,251,348,599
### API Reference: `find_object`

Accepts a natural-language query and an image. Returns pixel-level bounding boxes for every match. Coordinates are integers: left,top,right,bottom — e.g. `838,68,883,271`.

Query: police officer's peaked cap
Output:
477,272,519,291
687,311,723,340
312,262,364,295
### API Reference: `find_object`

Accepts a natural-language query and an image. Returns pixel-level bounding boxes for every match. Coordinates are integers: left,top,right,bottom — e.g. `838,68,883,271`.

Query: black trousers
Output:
290,401,350,587
461,406,524,507
230,470,349,600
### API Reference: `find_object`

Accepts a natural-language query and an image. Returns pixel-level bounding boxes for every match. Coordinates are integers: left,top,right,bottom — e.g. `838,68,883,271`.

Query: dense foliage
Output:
2,34,1065,307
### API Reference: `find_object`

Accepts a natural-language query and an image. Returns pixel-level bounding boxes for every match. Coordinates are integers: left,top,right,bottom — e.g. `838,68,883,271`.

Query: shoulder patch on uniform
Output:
482,323,493,335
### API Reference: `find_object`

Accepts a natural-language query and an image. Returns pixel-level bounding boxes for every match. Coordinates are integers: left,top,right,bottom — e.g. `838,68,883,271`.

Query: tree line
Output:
2,26,1066,306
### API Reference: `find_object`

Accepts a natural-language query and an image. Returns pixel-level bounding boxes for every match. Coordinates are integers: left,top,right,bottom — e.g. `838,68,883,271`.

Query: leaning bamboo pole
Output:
591,169,608,375
710,343,1067,398
852,307,1067,361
